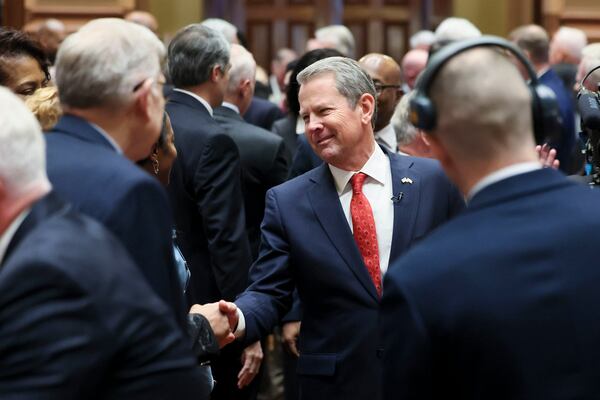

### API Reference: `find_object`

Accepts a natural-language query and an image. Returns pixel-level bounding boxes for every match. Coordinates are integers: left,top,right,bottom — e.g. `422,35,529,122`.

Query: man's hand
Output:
536,143,560,169
237,341,263,388
282,321,301,357
189,301,237,348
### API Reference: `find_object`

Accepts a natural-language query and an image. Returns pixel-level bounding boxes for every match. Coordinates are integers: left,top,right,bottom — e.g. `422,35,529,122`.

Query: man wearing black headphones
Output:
380,37,600,399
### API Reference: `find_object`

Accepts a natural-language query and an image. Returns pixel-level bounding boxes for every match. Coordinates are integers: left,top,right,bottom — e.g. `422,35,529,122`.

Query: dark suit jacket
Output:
166,91,251,305
380,168,600,400
288,133,323,179
271,114,299,166
243,96,285,131
45,115,185,326
214,105,289,259
0,193,209,399
540,68,576,172
236,154,464,400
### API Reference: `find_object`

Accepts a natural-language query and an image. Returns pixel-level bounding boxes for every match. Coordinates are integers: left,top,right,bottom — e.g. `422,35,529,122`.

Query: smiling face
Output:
299,73,375,170
0,55,47,98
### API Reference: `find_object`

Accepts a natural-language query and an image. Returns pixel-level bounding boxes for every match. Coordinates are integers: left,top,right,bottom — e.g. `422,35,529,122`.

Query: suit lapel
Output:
307,164,380,302
388,153,420,264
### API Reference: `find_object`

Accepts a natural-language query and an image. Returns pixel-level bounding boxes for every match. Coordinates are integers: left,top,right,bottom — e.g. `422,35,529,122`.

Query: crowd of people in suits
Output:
1,9,600,400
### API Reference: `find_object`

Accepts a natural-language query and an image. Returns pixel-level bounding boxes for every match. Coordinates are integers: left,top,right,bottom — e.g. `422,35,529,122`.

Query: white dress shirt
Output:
374,123,398,153
329,143,394,275
235,143,395,336
221,101,240,114
173,88,214,116
0,209,29,266
468,162,542,201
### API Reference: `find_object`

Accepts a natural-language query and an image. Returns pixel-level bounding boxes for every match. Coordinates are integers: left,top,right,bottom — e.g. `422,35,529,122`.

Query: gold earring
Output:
151,154,159,175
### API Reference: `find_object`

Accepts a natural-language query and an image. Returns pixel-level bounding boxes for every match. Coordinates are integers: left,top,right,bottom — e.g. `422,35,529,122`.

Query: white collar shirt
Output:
222,101,240,114
374,124,397,153
329,143,394,275
173,88,214,117
468,162,542,201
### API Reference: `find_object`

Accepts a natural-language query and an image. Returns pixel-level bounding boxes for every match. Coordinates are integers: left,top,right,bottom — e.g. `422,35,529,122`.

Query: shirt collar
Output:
375,124,397,152
173,88,214,116
329,143,388,195
222,101,240,114
0,209,30,266
88,122,122,154
468,162,542,201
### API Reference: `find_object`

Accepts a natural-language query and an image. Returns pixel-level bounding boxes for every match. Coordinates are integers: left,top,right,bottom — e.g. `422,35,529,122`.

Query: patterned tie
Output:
350,172,382,296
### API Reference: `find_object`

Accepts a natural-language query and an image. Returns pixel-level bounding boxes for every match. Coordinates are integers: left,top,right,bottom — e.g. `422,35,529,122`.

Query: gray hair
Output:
392,92,418,146
0,87,49,194
227,44,256,93
55,18,165,109
201,18,238,44
552,27,587,62
410,30,435,49
435,17,481,45
315,25,356,59
297,56,377,129
168,24,230,88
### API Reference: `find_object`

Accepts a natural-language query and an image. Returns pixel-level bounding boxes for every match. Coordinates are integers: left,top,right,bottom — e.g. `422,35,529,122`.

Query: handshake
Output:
190,300,240,348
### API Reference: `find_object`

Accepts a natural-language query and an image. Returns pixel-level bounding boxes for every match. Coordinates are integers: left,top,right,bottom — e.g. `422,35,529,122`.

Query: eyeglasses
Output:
133,77,167,93
374,83,402,95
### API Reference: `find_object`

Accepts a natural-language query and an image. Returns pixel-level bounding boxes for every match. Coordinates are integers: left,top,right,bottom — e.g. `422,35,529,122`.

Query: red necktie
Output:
350,172,382,296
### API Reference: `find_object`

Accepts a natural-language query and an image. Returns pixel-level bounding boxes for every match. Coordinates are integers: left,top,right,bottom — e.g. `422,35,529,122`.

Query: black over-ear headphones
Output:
410,35,561,144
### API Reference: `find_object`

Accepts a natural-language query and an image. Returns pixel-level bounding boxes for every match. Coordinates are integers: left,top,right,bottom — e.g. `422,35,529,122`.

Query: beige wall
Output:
148,0,203,40
452,0,536,38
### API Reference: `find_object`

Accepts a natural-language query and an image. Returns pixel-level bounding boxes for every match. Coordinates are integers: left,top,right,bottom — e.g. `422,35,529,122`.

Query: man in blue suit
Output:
45,18,235,361
233,57,464,400
380,44,600,399
0,87,211,398
511,24,576,172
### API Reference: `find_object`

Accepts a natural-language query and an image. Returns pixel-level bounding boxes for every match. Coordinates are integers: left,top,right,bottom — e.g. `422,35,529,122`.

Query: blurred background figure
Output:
36,18,66,66
125,10,159,34
0,28,50,98
201,18,239,44
392,92,432,157
269,48,298,109
358,53,404,152
409,30,436,51
510,24,576,173
401,49,428,93
307,24,356,59
576,43,600,91
550,26,587,93
433,17,481,50
24,86,62,131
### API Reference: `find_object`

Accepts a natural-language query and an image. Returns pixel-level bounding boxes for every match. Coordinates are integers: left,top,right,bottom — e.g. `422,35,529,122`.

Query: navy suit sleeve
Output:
104,179,184,319
267,140,290,187
236,188,295,343
0,261,208,400
194,133,251,301
380,271,433,400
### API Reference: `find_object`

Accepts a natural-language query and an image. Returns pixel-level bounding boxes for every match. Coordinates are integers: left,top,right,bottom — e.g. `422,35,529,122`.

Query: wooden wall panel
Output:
247,21,273,70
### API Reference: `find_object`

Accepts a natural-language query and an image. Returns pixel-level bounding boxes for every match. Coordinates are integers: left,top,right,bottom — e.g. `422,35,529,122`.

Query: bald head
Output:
359,53,402,131
125,11,158,34
402,49,428,90
510,24,550,65
430,48,535,162
550,27,587,65
226,44,257,114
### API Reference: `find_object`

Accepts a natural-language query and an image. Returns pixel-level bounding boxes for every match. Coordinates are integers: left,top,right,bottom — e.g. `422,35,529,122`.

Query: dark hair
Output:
168,24,230,88
287,48,343,117
0,28,50,86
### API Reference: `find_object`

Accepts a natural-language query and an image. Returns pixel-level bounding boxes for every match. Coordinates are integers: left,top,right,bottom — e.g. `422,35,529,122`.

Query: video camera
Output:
577,65,600,186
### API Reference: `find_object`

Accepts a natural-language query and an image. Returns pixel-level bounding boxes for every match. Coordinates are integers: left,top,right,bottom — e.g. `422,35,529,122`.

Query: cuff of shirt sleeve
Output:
234,307,246,338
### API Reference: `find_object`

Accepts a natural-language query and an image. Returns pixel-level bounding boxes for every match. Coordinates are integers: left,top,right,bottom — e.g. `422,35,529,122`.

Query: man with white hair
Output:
410,30,435,51
0,87,208,398
45,18,236,363
576,43,600,91
201,18,239,44
550,26,587,91
433,17,481,48
392,92,431,157
381,39,600,400
313,24,356,58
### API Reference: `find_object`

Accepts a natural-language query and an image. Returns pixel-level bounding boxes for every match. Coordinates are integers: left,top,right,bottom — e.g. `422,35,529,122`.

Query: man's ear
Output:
358,92,375,126
210,65,222,83
133,78,154,121
239,78,252,99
